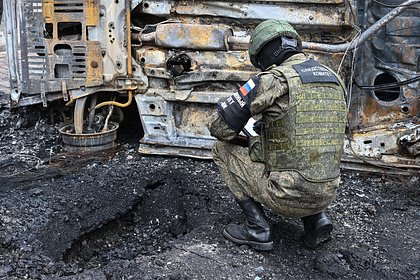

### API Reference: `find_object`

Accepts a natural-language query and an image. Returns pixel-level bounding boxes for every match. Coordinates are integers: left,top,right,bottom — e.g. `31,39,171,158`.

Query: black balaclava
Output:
256,36,302,71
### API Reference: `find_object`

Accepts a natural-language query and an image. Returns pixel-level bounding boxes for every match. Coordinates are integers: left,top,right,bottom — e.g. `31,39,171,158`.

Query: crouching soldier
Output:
209,20,347,250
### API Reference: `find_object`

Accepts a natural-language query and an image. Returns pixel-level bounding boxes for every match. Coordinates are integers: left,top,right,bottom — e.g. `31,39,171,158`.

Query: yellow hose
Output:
95,90,133,109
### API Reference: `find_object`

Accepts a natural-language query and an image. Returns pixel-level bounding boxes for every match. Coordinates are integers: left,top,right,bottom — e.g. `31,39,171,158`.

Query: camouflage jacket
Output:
208,54,299,140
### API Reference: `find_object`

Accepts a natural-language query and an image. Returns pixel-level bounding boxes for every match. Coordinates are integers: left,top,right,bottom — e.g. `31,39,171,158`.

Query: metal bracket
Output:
40,83,47,107
10,88,20,107
61,81,69,102
4,0,21,106
115,78,139,91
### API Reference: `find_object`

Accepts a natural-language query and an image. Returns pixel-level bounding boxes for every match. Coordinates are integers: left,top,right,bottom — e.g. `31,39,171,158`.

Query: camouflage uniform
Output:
209,53,345,218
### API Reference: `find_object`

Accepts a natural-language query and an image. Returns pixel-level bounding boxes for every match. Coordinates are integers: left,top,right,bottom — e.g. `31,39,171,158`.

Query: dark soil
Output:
0,107,419,280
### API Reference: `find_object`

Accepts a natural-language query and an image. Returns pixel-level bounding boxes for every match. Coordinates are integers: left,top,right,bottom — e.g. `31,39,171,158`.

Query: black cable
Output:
372,0,420,8
371,89,401,93
354,75,420,90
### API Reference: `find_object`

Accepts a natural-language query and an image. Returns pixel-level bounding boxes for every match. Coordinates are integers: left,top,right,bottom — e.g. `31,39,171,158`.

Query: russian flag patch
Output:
239,79,256,96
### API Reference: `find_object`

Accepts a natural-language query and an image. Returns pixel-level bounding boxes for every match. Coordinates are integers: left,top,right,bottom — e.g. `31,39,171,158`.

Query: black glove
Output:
253,120,264,135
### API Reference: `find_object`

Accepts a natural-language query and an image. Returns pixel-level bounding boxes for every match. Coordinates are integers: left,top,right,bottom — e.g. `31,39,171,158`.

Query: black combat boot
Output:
223,197,273,251
301,211,333,249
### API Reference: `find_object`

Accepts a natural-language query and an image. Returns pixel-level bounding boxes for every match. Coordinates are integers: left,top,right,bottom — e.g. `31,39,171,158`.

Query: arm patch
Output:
217,76,260,133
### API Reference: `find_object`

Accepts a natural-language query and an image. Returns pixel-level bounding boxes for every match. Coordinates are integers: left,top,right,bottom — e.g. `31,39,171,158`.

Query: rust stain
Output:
189,26,213,48
86,0,100,26
175,105,214,135
359,95,404,126
156,24,230,50
43,0,53,22
226,53,246,68
85,41,103,87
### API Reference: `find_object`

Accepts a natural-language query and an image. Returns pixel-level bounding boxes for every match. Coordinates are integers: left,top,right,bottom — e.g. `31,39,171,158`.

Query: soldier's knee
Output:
212,141,224,159
212,141,231,163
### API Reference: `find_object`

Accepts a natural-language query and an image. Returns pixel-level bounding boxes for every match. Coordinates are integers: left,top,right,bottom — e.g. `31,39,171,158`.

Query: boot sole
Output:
222,229,274,251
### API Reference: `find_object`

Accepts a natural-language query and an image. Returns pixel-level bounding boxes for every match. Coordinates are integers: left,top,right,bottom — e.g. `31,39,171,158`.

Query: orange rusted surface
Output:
349,92,419,130
360,97,403,125
155,24,232,50
85,41,103,87
41,0,103,89
86,0,99,26
43,0,53,21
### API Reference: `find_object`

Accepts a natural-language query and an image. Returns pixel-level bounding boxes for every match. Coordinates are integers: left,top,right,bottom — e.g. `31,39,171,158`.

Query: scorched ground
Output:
0,107,419,280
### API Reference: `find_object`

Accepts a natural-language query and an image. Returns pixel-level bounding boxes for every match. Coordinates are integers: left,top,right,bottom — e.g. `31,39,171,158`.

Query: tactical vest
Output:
261,60,347,182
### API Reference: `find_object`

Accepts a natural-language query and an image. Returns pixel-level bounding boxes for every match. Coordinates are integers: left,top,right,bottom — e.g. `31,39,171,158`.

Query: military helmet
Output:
249,19,302,68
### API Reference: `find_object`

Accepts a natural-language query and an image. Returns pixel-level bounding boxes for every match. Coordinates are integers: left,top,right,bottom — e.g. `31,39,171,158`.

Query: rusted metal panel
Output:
85,41,103,87
135,93,215,158
4,0,21,106
155,24,232,50
142,1,351,28
350,0,419,127
86,0,100,26
342,0,420,172
136,48,257,89
5,0,135,107
136,48,346,88
137,49,253,70
8,0,105,105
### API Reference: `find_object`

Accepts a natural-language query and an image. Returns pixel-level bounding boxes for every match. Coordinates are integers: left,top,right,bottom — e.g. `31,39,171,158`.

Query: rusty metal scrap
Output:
60,121,119,152
144,0,351,27
134,0,419,54
155,23,233,50
303,0,420,52
5,0,133,108
398,126,420,156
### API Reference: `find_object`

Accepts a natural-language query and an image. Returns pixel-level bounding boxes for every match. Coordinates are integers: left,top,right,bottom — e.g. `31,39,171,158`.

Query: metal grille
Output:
16,0,100,102
21,0,48,92
71,46,87,78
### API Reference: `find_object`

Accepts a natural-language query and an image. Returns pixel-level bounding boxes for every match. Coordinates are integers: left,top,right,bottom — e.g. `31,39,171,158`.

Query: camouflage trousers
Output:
212,141,340,218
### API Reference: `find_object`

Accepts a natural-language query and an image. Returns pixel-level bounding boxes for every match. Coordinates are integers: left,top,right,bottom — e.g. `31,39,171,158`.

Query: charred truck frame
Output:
3,0,420,174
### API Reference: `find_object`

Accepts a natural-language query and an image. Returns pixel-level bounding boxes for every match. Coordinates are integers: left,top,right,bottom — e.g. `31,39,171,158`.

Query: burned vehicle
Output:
3,0,419,173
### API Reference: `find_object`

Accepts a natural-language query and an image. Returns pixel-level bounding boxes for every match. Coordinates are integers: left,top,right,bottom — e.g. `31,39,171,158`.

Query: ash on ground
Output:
0,107,419,280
